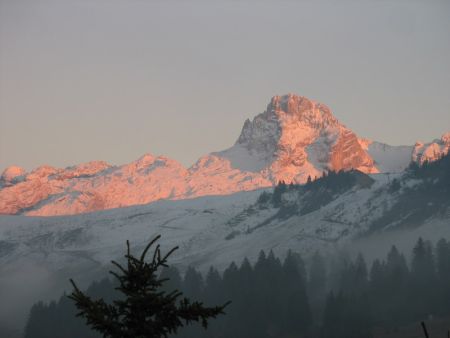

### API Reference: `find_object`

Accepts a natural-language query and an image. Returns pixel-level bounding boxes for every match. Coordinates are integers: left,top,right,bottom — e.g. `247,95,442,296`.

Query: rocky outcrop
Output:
329,129,376,173
0,166,25,184
412,133,450,165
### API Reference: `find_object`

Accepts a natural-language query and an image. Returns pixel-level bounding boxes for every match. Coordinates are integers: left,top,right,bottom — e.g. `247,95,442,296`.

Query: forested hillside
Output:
24,237,450,338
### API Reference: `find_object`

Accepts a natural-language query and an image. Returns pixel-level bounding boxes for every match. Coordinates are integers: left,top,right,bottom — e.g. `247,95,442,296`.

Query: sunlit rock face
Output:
0,157,190,216
0,94,448,216
412,133,450,165
0,166,26,188
216,94,377,183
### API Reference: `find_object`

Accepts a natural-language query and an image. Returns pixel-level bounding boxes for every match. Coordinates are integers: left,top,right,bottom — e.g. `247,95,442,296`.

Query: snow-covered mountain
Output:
1,149,449,335
1,154,449,333
1,94,449,216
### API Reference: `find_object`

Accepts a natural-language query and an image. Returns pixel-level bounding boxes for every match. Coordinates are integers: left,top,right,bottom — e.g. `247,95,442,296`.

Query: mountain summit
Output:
216,94,376,183
1,94,449,216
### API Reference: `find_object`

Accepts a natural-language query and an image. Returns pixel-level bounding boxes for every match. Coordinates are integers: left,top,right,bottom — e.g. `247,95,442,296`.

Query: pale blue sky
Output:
1,0,449,172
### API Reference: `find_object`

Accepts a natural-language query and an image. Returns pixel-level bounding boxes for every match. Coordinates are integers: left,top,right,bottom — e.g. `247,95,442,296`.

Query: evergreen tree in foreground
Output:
69,235,229,338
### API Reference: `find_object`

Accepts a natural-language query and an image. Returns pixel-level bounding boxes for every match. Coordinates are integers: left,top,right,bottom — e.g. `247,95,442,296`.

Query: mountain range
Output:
1,148,450,333
1,94,449,216
1,94,449,334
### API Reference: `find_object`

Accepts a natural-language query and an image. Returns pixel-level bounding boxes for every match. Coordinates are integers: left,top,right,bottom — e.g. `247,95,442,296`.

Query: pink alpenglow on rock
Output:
1,166,26,183
0,94,448,216
412,133,450,165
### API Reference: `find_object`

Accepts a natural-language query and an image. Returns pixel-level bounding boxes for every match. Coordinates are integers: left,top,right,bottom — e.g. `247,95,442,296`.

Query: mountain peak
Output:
237,94,337,147
1,166,26,183
133,153,157,169
413,131,450,164
228,94,362,181
269,93,315,111
267,94,338,128
440,132,450,144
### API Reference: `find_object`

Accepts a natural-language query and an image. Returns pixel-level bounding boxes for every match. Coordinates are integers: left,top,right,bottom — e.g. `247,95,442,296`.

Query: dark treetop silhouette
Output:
69,235,229,338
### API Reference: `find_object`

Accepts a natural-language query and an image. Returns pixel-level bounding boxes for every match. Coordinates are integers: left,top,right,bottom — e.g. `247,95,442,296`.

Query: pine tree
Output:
410,237,438,318
257,191,271,206
385,246,409,316
369,259,386,324
321,292,341,338
24,302,47,338
309,252,326,298
221,261,243,337
183,266,204,299
353,253,369,294
282,250,312,336
435,238,450,314
369,259,384,294
236,258,256,338
386,245,409,285
272,181,287,207
322,290,372,338
436,239,450,283
202,266,226,338
411,238,436,283
204,267,222,307
69,235,229,338
337,254,368,296
308,251,327,326
178,266,207,338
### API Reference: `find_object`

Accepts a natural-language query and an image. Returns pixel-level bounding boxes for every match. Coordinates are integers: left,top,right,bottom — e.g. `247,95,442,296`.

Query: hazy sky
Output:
1,0,449,172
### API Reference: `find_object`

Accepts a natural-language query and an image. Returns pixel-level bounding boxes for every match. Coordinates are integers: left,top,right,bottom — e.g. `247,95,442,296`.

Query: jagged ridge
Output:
1,94,449,216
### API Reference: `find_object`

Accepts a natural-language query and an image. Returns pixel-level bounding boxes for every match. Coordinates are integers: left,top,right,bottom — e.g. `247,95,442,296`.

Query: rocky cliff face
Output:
216,94,378,183
1,94,448,216
412,133,450,165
